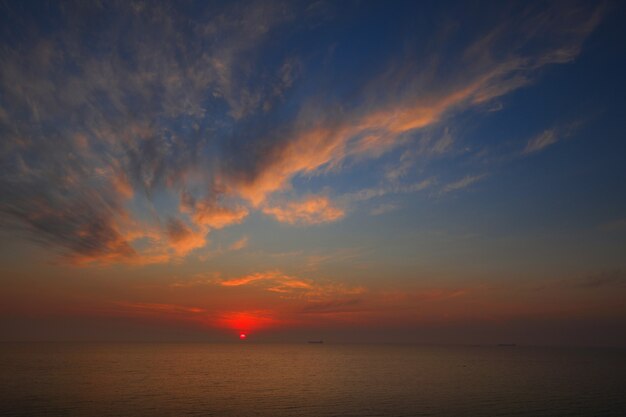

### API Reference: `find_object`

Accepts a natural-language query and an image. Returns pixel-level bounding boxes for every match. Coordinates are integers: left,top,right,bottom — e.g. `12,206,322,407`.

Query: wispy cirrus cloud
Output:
370,203,400,216
219,270,365,300
262,195,345,225
220,271,313,292
523,120,584,154
228,236,249,251
219,4,603,207
0,1,293,263
0,1,604,264
441,174,487,194
340,178,435,206
0,172,137,264
524,129,559,154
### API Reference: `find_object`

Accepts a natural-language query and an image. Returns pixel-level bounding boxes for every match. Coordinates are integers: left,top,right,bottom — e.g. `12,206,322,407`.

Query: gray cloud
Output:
0,171,135,262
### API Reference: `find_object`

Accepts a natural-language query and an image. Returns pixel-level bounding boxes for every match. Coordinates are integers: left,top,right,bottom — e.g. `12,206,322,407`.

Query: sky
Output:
0,0,625,346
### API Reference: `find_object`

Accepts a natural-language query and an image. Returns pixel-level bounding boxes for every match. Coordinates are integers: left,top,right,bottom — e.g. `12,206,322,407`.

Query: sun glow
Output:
218,311,280,333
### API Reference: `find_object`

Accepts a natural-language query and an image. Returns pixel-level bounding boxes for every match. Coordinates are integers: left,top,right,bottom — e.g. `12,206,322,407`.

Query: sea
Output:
1,343,625,416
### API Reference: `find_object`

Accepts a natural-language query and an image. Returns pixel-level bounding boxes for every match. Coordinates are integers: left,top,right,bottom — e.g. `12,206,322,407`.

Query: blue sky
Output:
0,0,625,344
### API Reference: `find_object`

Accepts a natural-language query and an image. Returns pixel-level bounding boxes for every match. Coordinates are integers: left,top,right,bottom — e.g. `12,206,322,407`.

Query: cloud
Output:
0,1,604,264
219,3,603,206
0,1,298,264
194,204,249,229
0,171,137,264
523,120,585,154
180,192,249,230
370,203,400,216
166,218,206,256
228,236,249,251
220,93,461,207
304,248,362,269
219,270,365,300
441,174,486,194
262,195,345,225
220,271,312,290
341,178,434,206
524,129,559,154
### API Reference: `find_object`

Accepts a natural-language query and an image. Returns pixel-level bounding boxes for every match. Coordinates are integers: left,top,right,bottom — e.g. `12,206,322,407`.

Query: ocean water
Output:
0,343,625,416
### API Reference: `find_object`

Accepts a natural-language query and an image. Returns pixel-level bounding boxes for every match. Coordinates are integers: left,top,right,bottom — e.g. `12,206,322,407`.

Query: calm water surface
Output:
0,343,624,416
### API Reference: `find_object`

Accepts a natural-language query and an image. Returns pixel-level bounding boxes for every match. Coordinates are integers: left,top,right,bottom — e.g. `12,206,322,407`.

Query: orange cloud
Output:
166,218,207,256
262,195,344,225
219,270,365,302
222,11,603,208
231,126,352,206
192,201,249,229
180,192,249,229
220,271,311,289
225,83,494,207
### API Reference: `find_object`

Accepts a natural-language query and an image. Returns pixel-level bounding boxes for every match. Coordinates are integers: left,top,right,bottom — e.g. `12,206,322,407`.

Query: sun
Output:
239,332,247,340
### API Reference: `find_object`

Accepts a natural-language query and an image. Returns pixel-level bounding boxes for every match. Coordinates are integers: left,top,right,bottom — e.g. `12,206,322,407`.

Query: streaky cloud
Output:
441,174,486,194
263,195,344,225
0,1,605,263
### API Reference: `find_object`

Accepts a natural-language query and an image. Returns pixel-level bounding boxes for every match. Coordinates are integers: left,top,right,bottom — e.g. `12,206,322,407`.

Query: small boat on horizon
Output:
307,340,324,344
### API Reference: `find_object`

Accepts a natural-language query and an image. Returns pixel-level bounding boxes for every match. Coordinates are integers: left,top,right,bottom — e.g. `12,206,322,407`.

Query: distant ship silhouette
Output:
307,340,323,344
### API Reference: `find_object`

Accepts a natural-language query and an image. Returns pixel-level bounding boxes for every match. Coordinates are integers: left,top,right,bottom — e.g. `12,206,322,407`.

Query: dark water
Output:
1,343,625,416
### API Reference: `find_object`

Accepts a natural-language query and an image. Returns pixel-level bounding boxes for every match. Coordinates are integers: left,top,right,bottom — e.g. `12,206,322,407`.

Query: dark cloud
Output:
0,175,135,263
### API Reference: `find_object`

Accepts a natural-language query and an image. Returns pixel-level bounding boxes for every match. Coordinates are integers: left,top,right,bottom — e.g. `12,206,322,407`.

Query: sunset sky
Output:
1,1,625,345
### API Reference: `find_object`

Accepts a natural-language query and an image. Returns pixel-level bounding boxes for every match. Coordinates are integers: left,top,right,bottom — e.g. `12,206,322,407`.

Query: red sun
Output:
239,333,247,340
